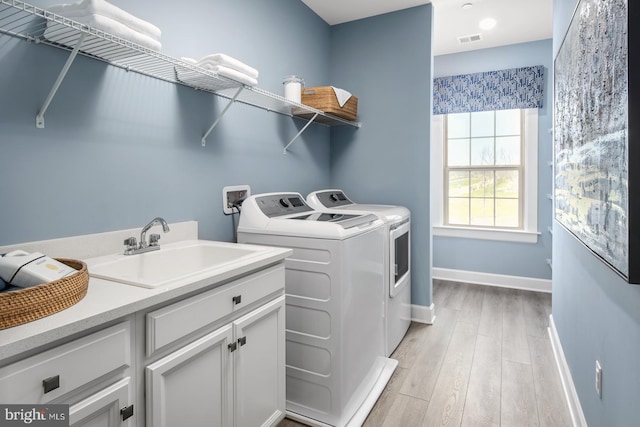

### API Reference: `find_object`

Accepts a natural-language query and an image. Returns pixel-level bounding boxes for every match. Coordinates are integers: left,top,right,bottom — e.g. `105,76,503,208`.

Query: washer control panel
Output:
256,193,313,218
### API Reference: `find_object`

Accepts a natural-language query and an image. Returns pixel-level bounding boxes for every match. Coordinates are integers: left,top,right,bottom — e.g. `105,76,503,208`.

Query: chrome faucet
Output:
123,217,170,255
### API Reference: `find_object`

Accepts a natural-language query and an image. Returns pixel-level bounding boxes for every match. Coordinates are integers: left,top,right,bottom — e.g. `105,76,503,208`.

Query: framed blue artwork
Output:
554,0,638,282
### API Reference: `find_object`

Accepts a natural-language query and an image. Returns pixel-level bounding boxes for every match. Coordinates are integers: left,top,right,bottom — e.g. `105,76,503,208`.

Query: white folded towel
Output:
331,86,352,107
205,64,258,87
47,0,161,42
44,13,161,51
196,53,259,80
176,58,258,90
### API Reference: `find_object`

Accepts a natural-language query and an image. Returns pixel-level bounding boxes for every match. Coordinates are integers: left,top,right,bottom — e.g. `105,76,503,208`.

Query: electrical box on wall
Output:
223,185,251,215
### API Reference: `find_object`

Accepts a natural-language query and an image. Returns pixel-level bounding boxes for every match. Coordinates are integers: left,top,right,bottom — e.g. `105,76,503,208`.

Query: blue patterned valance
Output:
433,65,545,115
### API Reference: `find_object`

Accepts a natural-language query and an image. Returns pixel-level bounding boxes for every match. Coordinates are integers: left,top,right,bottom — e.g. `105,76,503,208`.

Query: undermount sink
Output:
87,240,265,288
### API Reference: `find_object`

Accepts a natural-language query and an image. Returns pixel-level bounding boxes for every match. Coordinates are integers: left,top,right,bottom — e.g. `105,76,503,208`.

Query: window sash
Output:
443,111,525,229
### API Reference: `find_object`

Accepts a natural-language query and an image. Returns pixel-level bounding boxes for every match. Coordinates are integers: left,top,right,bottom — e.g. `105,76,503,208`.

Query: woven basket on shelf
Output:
293,86,358,122
0,259,89,330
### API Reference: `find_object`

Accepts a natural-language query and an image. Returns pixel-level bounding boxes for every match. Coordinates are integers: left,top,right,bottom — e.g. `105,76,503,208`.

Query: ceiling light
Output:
479,18,497,30
461,3,473,9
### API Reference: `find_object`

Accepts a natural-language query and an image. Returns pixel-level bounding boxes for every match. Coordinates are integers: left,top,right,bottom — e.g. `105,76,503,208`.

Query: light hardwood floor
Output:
278,280,572,427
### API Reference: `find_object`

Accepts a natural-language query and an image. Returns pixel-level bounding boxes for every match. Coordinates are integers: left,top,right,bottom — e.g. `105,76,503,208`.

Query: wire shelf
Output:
0,0,361,132
0,0,360,150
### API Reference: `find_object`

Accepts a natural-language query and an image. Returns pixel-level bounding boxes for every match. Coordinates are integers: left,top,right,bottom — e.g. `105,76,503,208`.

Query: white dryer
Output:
307,189,411,357
237,192,397,427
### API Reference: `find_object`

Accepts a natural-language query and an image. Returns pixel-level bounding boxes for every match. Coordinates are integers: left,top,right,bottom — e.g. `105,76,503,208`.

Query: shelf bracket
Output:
201,86,244,147
283,113,319,154
36,32,86,128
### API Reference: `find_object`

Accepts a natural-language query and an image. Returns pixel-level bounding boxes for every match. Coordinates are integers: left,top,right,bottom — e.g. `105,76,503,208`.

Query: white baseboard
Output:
432,267,551,293
411,303,435,324
548,315,587,427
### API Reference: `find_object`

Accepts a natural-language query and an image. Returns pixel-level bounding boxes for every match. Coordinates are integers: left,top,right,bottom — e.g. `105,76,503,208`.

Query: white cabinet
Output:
235,296,286,427
145,325,234,427
146,295,285,427
0,261,286,427
145,265,285,357
69,378,134,427
0,321,134,426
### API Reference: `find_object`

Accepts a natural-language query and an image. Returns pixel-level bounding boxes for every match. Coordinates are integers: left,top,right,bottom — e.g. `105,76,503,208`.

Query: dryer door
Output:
389,220,410,298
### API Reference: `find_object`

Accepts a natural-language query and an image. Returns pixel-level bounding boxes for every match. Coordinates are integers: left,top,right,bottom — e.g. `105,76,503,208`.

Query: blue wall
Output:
0,0,332,245
432,40,553,280
328,5,433,307
0,1,436,310
552,0,640,425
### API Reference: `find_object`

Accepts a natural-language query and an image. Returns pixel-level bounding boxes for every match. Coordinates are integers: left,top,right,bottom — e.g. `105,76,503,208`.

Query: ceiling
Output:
301,0,553,56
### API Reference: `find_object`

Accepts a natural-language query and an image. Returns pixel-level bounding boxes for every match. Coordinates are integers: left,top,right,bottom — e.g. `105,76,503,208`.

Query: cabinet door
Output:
234,295,286,427
69,378,134,427
146,325,234,427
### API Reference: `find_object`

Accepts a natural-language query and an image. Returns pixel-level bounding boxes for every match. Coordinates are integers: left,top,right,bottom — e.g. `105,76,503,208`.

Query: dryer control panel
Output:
314,190,354,208
255,193,314,218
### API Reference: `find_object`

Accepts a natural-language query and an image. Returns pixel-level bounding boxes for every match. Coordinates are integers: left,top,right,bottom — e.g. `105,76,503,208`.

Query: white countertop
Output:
0,239,291,361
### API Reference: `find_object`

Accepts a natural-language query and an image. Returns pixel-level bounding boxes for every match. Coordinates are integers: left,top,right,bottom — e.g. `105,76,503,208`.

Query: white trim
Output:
411,303,436,324
431,114,445,225
548,315,588,427
432,267,551,293
523,108,539,232
433,225,540,243
431,109,539,242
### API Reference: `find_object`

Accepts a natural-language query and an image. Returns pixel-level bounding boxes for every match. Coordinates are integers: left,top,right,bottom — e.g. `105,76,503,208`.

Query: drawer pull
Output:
42,375,60,394
238,336,247,346
232,295,242,305
120,404,134,421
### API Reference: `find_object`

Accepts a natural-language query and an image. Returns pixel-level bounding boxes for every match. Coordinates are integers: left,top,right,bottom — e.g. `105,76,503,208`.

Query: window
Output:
445,109,523,228
432,109,539,243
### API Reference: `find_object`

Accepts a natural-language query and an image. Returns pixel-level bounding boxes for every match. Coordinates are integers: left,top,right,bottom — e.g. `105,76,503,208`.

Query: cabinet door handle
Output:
228,342,237,352
120,404,134,421
42,375,60,394
232,295,242,305
238,336,247,346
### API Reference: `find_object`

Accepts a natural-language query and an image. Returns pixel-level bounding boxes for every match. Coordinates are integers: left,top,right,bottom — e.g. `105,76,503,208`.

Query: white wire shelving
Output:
0,0,360,151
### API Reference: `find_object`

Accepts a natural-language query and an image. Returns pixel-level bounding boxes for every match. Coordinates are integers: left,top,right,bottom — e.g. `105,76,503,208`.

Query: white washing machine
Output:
307,189,411,357
237,192,397,427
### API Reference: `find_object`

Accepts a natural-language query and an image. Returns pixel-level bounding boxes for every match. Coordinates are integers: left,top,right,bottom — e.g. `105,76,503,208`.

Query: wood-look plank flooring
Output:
278,280,572,427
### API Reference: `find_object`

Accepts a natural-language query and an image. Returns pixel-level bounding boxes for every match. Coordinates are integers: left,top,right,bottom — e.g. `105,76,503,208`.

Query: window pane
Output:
471,137,494,165
471,111,494,137
495,170,519,198
496,109,521,136
470,171,494,198
496,199,519,227
448,171,470,197
496,136,521,165
448,138,470,166
470,199,494,226
447,113,470,138
443,109,527,231
448,198,469,225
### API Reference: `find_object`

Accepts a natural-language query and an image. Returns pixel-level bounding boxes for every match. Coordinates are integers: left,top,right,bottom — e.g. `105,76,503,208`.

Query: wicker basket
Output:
0,259,89,330
295,86,358,121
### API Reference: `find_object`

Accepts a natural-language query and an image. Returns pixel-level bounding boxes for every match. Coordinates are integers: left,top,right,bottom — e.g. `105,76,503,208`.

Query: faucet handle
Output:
123,237,137,255
149,234,161,247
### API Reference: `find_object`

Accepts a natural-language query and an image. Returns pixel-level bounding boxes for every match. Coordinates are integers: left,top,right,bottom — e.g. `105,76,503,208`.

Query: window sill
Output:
433,225,540,243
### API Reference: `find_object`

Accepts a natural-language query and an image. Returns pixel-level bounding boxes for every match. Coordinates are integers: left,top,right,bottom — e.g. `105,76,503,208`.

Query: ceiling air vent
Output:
458,33,483,44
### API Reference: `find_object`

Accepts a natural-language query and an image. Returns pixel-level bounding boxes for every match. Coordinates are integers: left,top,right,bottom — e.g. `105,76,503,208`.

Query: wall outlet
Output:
595,360,602,398
223,185,250,215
